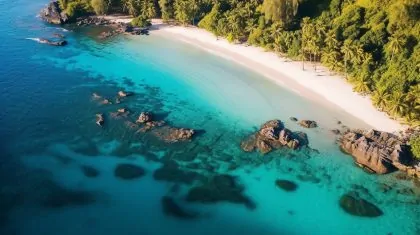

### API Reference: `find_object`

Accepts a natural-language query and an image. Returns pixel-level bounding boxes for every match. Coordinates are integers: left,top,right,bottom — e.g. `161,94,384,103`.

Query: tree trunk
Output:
344,59,347,80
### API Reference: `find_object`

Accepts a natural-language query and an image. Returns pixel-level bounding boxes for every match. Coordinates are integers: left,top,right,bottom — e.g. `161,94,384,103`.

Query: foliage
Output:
59,0,420,127
91,0,109,15
410,136,420,160
159,0,175,21
131,15,152,27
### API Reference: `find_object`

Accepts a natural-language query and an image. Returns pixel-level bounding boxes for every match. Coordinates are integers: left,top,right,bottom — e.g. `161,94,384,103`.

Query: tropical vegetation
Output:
58,0,420,127
410,135,420,159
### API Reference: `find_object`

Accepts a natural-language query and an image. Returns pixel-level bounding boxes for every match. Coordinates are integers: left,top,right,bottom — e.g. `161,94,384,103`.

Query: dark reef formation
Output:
339,193,383,217
114,163,146,180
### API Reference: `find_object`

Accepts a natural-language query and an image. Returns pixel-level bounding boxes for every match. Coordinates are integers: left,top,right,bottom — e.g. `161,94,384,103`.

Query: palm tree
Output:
300,17,311,70
387,92,409,117
371,88,390,110
387,33,405,60
353,76,371,94
351,44,364,66
325,31,339,51
341,40,354,80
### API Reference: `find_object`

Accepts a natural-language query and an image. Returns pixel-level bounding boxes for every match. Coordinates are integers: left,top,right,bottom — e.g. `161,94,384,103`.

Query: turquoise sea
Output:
0,1,419,234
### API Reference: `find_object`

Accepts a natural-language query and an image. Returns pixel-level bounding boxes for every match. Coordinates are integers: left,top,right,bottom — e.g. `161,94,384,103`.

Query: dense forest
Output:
57,0,420,154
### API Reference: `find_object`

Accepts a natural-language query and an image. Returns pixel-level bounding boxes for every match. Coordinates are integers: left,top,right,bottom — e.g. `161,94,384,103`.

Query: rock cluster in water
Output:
340,129,418,176
298,120,318,128
92,91,196,143
241,120,307,154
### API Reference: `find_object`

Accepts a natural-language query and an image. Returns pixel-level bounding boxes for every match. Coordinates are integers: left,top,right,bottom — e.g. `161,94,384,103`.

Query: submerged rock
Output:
298,120,318,128
40,1,68,24
152,126,195,143
110,108,130,119
136,112,153,123
53,33,65,38
81,165,100,178
39,38,67,46
339,193,383,217
186,174,255,209
138,120,166,132
153,161,204,184
118,90,131,97
275,179,298,192
240,120,306,154
161,196,197,219
40,181,96,208
92,92,101,99
114,163,145,180
340,129,413,174
96,113,104,126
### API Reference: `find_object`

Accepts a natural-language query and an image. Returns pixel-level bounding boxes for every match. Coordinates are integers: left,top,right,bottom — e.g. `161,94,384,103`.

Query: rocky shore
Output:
40,1,149,40
340,129,420,177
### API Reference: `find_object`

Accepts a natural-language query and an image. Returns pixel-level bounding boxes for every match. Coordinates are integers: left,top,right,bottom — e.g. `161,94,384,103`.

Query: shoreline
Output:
145,19,404,133
96,16,404,133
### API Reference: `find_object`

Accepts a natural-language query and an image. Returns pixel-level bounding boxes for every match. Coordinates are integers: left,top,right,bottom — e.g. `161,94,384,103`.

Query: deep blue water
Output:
0,1,419,235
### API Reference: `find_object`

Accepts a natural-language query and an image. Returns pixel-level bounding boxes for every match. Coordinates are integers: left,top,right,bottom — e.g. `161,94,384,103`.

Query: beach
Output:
144,19,404,133
1,2,419,234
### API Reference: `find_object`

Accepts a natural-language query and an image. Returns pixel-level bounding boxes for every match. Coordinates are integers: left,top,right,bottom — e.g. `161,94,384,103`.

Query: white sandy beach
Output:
104,17,404,132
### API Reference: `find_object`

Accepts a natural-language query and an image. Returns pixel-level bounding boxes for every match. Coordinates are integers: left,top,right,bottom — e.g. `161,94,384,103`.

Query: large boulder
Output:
340,129,412,174
40,1,68,24
240,120,305,154
298,120,318,128
136,112,153,123
339,193,383,217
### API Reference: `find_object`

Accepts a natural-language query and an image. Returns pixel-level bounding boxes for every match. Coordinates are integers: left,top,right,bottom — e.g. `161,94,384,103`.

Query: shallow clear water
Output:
0,1,419,235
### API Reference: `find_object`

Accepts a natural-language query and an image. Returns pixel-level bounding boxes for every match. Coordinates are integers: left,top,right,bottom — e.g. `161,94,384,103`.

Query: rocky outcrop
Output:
40,1,68,24
136,112,152,123
39,38,67,46
241,120,307,154
340,129,415,175
298,120,318,128
95,114,104,126
76,17,110,27
153,126,195,143
118,90,131,97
